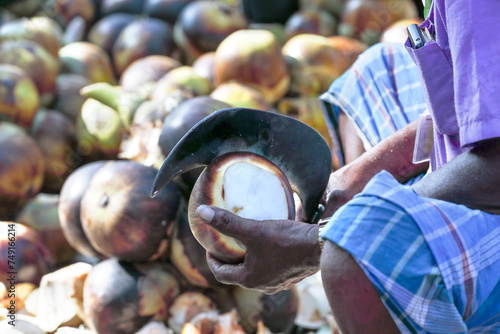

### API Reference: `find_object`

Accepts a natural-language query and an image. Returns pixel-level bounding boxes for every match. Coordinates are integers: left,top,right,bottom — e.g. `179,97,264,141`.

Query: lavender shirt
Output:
406,0,500,170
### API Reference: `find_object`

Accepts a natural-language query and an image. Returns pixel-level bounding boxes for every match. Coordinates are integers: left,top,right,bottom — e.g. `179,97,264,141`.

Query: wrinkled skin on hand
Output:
198,206,321,294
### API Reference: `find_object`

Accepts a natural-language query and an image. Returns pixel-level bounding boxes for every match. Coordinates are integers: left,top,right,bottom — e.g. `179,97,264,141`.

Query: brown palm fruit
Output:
214,29,290,104
0,40,59,107
167,292,217,334
0,65,39,130
30,109,80,193
45,0,96,27
282,34,345,94
16,193,76,265
99,0,144,16
380,18,423,43
58,161,106,258
75,98,125,160
327,36,368,73
234,287,299,334
120,55,181,92
173,1,248,64
284,8,337,40
0,222,54,285
151,66,212,101
87,13,136,56
0,123,44,220
84,259,180,334
0,16,63,57
80,160,181,262
53,74,92,122
210,82,271,111
170,206,226,288
192,52,215,86
59,42,115,85
143,0,194,25
339,0,418,45
112,18,176,76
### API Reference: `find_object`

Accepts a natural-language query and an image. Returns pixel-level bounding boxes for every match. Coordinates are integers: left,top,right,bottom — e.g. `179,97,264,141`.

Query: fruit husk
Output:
214,29,290,103
34,262,92,332
210,82,271,111
143,0,193,25
284,9,337,40
234,287,299,334
80,82,148,127
152,108,332,223
339,0,418,45
63,15,87,45
170,206,225,288
0,282,35,312
0,123,44,220
167,292,217,334
58,161,106,258
173,1,248,64
380,18,423,43
53,74,92,122
0,64,40,129
327,36,368,73
282,34,345,94
88,13,137,55
29,109,80,193
84,259,180,334
0,16,63,57
0,222,55,285
16,193,76,265
151,66,212,101
0,40,60,107
158,96,231,157
112,18,176,76
192,52,215,86
120,55,182,92
46,0,96,27
59,42,115,85
76,98,125,160
100,0,144,16
80,160,181,262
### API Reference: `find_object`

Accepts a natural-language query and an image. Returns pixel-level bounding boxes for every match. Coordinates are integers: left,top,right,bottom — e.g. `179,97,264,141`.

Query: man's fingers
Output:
196,205,259,241
206,252,246,285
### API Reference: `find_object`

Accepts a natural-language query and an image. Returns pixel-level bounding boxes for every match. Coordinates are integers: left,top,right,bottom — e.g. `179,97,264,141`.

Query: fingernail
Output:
197,205,215,223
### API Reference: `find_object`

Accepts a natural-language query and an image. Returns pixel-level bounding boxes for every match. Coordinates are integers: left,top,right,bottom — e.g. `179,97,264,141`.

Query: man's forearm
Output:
325,120,429,215
412,138,500,215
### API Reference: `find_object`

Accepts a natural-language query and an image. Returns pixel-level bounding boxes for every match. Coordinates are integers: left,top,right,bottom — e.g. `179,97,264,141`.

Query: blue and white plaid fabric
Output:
321,171,500,333
320,42,428,167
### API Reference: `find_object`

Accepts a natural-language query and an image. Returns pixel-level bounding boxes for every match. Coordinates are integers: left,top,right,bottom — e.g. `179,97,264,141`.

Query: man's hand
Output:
196,205,321,294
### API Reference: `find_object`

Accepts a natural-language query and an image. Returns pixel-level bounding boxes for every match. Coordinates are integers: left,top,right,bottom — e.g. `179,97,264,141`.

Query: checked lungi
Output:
320,42,428,168
321,171,500,333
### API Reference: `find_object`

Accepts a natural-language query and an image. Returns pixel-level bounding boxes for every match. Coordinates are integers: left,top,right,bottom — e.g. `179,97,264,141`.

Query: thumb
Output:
196,205,259,241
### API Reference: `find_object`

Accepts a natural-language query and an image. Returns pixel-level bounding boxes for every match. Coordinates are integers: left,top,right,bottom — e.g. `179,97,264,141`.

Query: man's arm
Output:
324,118,428,216
412,138,500,214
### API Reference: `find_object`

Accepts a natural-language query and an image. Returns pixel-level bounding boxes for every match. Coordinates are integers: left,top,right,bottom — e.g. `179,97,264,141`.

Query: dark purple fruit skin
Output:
84,258,153,334
80,161,181,262
58,161,106,258
159,96,230,157
30,109,80,193
88,13,136,55
176,1,247,54
144,0,193,25
172,207,225,287
53,74,92,122
112,18,175,75
100,0,145,16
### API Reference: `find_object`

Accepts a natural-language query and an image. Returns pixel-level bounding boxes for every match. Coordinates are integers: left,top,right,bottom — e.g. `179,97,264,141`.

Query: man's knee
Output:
320,240,400,334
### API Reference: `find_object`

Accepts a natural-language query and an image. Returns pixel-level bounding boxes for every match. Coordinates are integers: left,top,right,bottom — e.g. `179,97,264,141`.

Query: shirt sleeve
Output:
443,0,500,147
